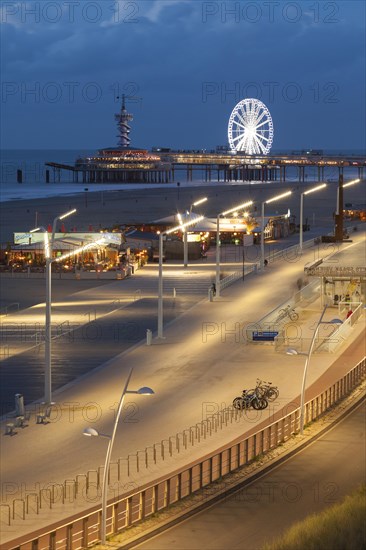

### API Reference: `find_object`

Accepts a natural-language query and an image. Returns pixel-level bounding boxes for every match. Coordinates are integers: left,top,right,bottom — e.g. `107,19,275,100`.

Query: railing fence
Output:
2,356,365,550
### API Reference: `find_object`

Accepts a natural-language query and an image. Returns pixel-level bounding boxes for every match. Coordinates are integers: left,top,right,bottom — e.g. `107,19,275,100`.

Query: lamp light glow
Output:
192,197,207,207
222,200,253,216
59,208,77,220
265,191,292,204
343,178,360,188
165,215,204,235
304,183,327,195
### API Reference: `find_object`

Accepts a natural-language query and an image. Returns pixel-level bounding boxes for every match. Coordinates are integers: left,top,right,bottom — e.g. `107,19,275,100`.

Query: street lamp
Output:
299,184,327,251
215,200,253,297
158,216,204,338
179,197,207,268
31,208,76,404
286,306,342,434
83,367,154,545
261,191,292,270
336,178,360,215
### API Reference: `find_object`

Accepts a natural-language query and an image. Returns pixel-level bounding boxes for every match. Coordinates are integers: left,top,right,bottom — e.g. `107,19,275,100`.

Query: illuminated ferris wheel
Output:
228,98,274,155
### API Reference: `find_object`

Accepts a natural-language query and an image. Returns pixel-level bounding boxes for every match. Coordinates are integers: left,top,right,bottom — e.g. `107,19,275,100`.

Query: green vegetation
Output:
262,485,366,550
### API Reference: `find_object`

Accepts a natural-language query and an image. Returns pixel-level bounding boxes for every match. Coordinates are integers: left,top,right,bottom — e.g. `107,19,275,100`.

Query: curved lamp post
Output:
215,200,253,297
261,191,292,270
158,216,204,338
336,178,360,215
83,368,154,545
30,208,76,404
300,184,327,251
286,306,342,434
179,197,207,268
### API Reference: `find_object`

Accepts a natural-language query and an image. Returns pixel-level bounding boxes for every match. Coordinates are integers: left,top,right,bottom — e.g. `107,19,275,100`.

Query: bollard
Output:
146,329,152,346
173,288,176,298
15,394,25,417
208,288,213,302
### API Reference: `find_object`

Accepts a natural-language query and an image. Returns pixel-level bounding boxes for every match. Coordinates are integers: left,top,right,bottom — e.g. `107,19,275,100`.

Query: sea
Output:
0,149,363,203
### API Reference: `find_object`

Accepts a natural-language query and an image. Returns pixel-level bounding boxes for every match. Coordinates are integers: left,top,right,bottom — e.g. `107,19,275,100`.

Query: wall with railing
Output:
317,303,364,353
2,356,365,550
246,279,320,342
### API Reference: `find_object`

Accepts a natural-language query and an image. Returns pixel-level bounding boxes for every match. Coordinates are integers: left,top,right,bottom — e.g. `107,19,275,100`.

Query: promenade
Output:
1,230,365,546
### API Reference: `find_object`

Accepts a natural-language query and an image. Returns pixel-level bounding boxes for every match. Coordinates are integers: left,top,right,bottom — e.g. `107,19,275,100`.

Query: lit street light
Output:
215,200,253,297
31,208,77,404
179,197,207,268
261,191,292,270
83,367,154,545
300,184,327,251
158,216,204,338
286,306,342,434
336,178,360,215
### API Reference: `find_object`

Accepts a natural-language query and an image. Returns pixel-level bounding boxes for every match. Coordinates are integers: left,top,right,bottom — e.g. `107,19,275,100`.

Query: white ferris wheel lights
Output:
304,183,327,195
228,98,274,155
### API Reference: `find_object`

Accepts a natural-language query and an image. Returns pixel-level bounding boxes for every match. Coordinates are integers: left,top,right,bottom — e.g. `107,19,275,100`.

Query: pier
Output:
44,151,365,185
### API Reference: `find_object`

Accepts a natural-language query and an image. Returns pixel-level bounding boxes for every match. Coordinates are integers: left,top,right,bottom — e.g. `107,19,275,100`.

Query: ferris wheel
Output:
228,99,274,155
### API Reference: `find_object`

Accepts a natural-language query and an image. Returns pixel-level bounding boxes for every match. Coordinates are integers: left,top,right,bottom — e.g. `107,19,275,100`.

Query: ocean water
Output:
0,149,362,203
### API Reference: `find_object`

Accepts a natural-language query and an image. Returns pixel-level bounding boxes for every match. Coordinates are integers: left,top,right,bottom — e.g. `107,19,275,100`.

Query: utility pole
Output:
334,174,344,242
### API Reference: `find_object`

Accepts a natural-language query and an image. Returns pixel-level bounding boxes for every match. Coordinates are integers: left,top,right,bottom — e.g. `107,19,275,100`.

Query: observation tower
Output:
115,95,134,148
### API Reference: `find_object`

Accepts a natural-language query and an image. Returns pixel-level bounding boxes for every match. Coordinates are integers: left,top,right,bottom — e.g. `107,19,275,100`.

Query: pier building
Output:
42,97,366,185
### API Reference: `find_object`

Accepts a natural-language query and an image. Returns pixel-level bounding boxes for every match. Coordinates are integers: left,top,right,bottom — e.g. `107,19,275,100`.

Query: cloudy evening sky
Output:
1,0,365,151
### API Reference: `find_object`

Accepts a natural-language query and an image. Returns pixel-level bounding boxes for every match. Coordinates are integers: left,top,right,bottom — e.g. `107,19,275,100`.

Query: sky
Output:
1,0,365,151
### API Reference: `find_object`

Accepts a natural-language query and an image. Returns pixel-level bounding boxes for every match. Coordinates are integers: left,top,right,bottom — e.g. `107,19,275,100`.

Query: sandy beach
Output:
2,179,365,244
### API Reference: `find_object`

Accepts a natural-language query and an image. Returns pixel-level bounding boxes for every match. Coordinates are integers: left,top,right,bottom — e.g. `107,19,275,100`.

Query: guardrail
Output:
220,264,257,291
220,235,318,294
2,356,365,549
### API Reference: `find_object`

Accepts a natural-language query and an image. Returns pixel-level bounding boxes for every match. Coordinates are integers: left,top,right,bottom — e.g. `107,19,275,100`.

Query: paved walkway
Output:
1,232,365,545
0,265,218,412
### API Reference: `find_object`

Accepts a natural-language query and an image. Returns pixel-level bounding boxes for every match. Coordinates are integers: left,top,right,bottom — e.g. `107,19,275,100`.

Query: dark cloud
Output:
1,0,365,150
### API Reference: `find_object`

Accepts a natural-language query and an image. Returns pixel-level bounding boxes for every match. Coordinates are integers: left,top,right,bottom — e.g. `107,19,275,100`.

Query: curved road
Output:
133,399,366,550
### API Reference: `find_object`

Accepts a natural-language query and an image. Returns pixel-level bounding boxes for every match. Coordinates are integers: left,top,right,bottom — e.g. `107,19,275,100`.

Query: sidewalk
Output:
1,232,365,545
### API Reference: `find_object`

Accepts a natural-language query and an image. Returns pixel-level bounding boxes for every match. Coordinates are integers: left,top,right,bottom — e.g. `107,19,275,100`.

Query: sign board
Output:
220,217,248,232
304,266,366,277
14,232,122,247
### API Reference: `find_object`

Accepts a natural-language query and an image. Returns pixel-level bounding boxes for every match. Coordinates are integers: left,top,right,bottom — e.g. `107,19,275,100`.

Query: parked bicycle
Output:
277,305,299,322
252,379,279,401
233,389,268,410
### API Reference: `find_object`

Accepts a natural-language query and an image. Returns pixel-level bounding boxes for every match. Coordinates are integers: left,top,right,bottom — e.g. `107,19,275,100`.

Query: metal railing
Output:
317,303,364,353
220,235,319,298
246,279,320,342
0,303,20,316
2,356,365,549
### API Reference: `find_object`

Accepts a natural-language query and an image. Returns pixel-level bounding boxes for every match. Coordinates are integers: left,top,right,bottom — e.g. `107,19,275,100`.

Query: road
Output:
133,399,366,550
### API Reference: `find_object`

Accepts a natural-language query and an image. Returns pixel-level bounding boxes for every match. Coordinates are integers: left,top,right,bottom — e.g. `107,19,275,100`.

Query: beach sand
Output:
2,179,363,244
